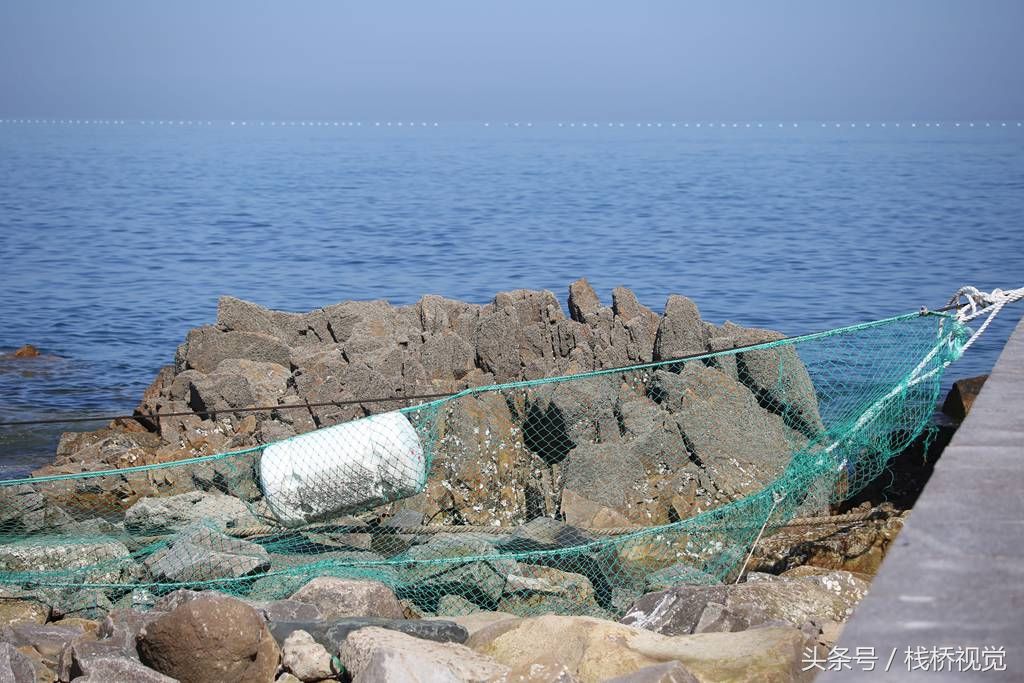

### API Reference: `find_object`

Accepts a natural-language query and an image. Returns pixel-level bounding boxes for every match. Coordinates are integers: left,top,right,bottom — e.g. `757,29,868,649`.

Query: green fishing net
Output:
0,312,968,617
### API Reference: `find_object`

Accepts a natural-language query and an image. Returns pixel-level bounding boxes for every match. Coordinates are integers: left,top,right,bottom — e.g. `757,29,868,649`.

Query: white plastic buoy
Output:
259,410,427,527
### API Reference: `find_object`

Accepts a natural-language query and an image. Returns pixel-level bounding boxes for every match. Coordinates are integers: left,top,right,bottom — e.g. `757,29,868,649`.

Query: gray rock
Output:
99,608,166,654
289,577,404,620
250,599,323,624
0,538,134,585
0,642,37,683
620,571,869,636
59,636,139,681
54,589,113,621
178,327,292,374
143,523,270,583
269,617,469,651
69,653,178,682
0,484,76,534
653,295,706,361
187,358,290,420
494,517,592,553
561,442,646,511
603,661,700,683
124,491,258,535
340,626,508,682
1,623,85,658
650,365,796,498
719,321,824,436
281,630,333,682
403,535,518,607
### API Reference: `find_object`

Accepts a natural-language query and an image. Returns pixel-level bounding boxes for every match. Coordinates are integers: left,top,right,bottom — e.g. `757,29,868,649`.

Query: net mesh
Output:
0,312,968,618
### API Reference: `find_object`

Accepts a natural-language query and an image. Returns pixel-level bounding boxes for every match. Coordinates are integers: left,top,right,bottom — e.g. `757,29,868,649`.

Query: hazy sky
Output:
1,1,1021,121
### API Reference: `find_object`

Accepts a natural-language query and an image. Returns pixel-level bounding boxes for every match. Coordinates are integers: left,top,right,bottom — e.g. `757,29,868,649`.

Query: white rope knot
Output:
945,284,1024,355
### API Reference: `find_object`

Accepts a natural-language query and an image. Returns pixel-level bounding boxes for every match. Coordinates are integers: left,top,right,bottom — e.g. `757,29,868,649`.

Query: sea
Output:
1,120,1023,477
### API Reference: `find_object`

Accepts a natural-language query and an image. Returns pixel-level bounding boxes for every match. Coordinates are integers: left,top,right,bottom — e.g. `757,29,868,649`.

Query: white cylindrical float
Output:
259,410,427,527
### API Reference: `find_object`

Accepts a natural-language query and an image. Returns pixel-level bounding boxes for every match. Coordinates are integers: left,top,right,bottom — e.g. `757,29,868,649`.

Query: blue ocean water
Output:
1,121,1023,475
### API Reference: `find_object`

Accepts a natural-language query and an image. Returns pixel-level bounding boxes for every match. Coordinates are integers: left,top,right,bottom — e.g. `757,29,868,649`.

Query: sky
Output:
1,0,1022,121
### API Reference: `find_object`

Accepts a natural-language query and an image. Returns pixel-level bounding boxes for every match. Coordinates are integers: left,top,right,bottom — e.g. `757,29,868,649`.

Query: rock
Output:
288,577,404,621
13,344,41,358
58,635,140,681
403,535,518,609
602,662,699,683
13,645,53,683
178,327,292,375
143,522,270,583
250,599,323,624
0,598,49,627
53,589,113,621
340,626,509,682
0,538,134,585
68,653,178,682
0,623,86,659
567,279,604,324
942,374,987,421
425,612,520,638
468,614,806,683
650,365,796,498
620,570,869,636
137,594,280,683
281,630,333,682
276,674,302,683
0,642,38,682
653,296,705,361
187,359,290,421
492,654,582,682
124,491,258,535
494,517,592,553
98,608,165,654
270,617,468,651
498,565,598,614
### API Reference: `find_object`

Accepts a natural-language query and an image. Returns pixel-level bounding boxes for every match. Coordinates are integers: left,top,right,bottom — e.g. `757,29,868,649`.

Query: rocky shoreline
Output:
0,282,976,682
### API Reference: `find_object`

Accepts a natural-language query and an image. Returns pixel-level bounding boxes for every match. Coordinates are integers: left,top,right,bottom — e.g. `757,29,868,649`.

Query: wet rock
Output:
289,577,404,620
13,344,41,358
281,630,332,682
270,617,468,651
942,374,988,421
340,626,509,682
143,523,270,583
137,594,280,683
124,491,258,535
469,614,806,683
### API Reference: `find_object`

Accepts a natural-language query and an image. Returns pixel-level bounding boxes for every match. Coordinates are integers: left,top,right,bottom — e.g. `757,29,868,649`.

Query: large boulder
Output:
340,626,509,682
468,614,807,683
137,594,280,683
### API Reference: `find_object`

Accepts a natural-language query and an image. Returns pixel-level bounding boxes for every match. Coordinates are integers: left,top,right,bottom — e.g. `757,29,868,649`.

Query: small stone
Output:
281,630,333,682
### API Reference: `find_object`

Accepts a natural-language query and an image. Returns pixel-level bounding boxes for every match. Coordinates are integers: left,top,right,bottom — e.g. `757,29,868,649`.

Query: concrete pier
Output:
820,315,1024,681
